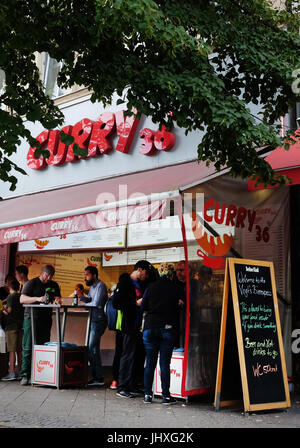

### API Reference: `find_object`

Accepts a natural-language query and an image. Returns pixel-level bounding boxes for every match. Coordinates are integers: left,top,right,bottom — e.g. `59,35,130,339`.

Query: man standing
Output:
80,266,108,386
1,278,24,381
15,265,29,292
113,260,154,398
19,265,61,386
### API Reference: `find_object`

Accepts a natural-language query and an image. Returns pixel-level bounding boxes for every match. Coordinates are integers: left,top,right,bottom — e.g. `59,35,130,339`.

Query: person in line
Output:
198,265,213,301
173,260,188,348
80,266,108,386
1,279,24,381
141,262,181,405
131,265,158,394
0,285,10,375
106,285,123,390
113,260,154,398
15,265,29,292
110,330,123,390
19,265,61,386
0,274,17,310
0,287,8,327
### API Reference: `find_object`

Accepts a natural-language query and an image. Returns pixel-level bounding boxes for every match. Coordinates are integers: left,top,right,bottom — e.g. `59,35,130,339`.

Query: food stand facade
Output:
0,92,293,396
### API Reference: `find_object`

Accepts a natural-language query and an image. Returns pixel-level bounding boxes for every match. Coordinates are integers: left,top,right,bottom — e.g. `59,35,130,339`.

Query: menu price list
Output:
234,263,286,405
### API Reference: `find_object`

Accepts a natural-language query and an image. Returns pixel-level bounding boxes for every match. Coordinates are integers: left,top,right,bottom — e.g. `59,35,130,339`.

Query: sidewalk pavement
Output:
1,371,300,429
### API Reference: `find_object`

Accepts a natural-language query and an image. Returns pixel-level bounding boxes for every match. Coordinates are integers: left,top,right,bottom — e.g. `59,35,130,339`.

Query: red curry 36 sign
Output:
27,109,176,170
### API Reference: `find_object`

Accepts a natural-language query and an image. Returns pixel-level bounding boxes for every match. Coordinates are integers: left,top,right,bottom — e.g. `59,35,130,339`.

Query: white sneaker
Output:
20,377,29,386
88,379,105,386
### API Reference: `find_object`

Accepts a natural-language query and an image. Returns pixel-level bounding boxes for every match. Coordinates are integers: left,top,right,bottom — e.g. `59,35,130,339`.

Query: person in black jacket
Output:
113,260,154,398
141,262,183,405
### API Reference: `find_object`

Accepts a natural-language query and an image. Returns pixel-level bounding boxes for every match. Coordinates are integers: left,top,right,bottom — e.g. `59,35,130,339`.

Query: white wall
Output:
1,93,203,199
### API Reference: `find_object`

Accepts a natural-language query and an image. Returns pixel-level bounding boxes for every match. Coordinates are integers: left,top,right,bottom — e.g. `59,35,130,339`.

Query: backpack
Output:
104,293,118,330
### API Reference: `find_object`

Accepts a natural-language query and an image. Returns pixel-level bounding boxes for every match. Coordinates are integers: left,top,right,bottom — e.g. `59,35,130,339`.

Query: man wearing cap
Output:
113,260,154,399
19,265,61,386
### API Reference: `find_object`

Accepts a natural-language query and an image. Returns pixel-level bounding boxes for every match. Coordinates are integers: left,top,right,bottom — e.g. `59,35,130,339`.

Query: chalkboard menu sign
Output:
214,258,290,413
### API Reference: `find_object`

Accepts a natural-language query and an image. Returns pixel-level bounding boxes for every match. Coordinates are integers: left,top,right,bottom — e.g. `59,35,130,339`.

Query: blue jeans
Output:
88,320,107,380
143,328,176,397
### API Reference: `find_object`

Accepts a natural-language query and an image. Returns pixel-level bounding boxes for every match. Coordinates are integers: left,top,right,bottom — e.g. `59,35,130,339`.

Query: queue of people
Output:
0,259,190,406
109,260,187,405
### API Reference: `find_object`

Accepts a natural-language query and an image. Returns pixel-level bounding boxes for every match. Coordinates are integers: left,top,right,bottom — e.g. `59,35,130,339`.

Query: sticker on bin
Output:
155,356,183,397
33,347,57,385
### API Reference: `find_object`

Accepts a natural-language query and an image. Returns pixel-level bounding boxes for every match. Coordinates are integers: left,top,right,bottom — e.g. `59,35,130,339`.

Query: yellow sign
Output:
16,251,131,297
16,252,101,297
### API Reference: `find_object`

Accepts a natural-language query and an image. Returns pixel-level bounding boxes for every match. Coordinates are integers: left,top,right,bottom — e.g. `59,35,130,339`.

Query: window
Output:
42,53,71,99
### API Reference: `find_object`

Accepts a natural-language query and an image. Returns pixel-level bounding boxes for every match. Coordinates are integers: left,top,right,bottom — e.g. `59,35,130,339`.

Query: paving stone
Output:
1,381,300,429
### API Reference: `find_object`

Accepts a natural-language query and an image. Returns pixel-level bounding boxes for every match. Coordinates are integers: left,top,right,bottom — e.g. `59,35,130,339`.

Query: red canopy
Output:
248,128,300,191
0,160,218,244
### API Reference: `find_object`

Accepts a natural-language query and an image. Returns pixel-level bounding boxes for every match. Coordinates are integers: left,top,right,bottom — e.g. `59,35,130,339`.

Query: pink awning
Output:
0,160,217,244
248,128,300,190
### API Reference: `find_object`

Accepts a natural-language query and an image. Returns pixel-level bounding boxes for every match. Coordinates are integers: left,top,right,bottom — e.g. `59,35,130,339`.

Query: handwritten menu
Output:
234,263,286,405
214,258,290,412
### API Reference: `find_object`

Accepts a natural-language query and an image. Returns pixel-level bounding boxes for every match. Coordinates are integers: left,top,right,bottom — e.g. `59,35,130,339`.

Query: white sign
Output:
18,226,126,252
127,213,202,248
146,247,184,263
102,250,128,266
103,249,147,267
154,352,184,397
3,94,202,200
127,250,147,265
127,216,183,247
33,345,57,386
103,247,185,266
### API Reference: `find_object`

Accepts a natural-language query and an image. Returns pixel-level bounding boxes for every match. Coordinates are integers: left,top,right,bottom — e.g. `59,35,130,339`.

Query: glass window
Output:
182,174,291,393
42,53,71,99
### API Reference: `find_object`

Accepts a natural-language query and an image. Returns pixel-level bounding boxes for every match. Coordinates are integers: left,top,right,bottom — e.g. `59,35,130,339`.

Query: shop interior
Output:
16,214,225,396
16,245,224,366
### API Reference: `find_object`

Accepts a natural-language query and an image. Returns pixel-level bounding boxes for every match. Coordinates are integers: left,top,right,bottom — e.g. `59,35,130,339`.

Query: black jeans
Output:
112,330,123,381
117,331,138,392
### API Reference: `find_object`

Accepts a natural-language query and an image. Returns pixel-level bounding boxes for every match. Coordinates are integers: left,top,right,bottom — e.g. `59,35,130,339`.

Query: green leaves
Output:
26,105,43,122
0,0,299,189
59,132,88,157
60,131,74,146
33,148,50,159
73,143,88,158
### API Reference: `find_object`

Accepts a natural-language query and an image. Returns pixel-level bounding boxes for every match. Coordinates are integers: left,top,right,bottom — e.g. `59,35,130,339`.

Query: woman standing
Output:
140,263,182,405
